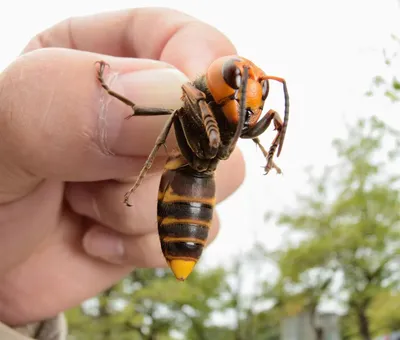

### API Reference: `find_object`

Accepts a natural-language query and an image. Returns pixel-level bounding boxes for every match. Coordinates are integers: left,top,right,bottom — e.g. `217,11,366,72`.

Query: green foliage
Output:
65,247,282,340
274,116,400,340
369,291,400,334
366,34,400,102
66,268,229,340
341,292,400,340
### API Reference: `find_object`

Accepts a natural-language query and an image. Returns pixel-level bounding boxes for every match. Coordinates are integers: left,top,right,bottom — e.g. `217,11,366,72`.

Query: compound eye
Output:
222,59,242,89
261,79,269,100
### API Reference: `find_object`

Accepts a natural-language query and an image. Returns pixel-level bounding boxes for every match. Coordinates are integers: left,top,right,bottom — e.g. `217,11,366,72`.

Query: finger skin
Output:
0,151,244,325
0,8,237,202
23,8,236,80
66,148,245,235
82,213,220,267
0,49,182,191
0,180,63,275
0,214,220,326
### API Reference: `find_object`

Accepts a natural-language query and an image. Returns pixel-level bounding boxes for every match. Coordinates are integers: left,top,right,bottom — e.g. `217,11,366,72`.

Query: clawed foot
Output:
264,160,283,175
95,60,109,77
123,192,133,207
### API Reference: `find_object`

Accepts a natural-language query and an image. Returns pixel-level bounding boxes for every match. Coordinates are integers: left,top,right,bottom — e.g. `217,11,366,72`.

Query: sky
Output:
0,0,399,291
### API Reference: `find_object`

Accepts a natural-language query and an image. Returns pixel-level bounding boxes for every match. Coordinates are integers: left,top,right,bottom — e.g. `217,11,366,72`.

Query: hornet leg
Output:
252,137,282,175
123,111,178,206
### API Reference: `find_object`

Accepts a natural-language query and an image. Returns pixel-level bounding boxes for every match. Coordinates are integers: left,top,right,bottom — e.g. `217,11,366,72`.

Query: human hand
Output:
0,8,244,326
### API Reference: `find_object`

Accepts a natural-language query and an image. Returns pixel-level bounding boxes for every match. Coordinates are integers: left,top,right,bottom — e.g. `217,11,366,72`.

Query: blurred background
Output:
1,1,399,339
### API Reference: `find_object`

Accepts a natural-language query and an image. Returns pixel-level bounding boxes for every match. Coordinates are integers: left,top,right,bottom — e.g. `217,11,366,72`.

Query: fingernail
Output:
99,67,189,155
83,228,125,264
117,68,189,109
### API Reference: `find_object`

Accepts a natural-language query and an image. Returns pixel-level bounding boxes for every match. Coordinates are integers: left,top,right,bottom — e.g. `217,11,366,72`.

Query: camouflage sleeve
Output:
0,314,67,340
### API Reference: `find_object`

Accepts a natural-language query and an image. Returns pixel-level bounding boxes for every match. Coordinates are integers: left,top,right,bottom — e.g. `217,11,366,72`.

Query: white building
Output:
280,310,341,340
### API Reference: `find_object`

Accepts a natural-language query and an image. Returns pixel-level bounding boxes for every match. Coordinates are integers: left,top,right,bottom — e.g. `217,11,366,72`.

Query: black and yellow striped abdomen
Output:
157,153,216,280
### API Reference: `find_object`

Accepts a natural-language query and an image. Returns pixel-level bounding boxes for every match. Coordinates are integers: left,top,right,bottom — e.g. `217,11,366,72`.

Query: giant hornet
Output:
95,56,289,281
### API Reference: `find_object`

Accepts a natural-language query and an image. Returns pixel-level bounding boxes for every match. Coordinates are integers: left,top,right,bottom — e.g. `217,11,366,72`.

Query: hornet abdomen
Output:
157,153,216,281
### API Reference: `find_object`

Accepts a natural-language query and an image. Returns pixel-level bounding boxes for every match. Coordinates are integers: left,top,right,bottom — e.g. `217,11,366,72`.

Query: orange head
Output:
205,56,269,128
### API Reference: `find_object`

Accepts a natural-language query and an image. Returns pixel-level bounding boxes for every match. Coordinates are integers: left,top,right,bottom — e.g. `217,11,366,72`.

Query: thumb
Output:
0,48,188,203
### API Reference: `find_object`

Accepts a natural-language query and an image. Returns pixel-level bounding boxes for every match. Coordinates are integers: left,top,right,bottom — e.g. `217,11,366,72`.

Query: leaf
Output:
373,75,385,86
385,90,400,102
393,77,400,90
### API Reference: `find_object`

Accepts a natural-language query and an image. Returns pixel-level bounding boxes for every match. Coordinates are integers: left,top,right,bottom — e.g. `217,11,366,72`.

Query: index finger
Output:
24,7,237,79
